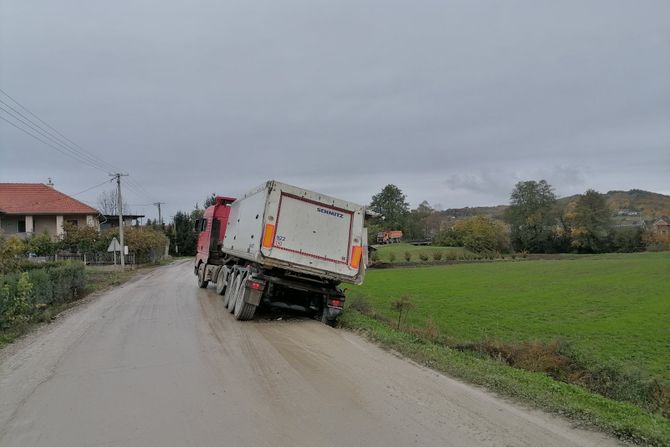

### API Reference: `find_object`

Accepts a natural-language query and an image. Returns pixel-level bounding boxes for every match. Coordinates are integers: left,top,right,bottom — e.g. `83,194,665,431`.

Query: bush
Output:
0,261,85,329
0,234,26,274
419,253,429,261
26,232,57,256
432,251,443,261
404,251,412,262
388,252,396,262
95,227,168,263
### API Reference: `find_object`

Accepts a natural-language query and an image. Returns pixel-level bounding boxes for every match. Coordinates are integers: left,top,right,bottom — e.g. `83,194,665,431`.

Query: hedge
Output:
0,261,85,329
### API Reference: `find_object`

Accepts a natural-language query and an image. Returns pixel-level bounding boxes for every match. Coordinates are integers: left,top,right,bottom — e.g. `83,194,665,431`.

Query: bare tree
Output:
97,189,130,215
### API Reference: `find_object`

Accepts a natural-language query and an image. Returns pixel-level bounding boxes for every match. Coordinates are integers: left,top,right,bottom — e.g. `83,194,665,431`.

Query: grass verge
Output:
340,310,670,446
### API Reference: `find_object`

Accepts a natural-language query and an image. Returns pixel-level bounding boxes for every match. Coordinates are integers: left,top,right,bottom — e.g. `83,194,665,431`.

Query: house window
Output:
66,219,78,227
18,218,26,233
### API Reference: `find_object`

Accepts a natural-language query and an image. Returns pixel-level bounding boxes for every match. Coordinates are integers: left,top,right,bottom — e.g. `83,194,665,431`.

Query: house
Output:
99,213,145,230
654,217,670,237
0,183,99,240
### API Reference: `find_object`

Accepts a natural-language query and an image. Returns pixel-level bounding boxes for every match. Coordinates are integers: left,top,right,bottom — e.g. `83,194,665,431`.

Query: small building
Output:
0,183,99,240
99,214,145,230
654,217,670,237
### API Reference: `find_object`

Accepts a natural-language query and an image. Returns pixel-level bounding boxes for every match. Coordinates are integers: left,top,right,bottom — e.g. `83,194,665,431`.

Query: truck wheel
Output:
321,308,337,327
234,277,257,321
225,271,239,311
223,270,237,308
197,263,209,289
216,267,229,295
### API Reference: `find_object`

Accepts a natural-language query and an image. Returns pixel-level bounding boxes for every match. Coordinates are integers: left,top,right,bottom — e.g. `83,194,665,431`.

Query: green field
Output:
353,252,670,382
373,243,470,262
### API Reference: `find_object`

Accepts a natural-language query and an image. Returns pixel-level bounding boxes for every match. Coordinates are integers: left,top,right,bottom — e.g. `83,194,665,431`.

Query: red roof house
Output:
0,183,99,239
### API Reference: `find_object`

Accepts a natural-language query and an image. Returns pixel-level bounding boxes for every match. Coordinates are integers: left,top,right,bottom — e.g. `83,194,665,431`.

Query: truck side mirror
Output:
194,219,201,232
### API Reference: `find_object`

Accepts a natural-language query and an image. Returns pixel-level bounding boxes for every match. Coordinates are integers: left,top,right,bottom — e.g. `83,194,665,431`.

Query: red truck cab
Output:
194,196,236,271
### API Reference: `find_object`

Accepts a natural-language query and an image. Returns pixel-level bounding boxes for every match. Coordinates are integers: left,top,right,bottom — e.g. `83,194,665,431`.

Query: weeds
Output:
391,295,414,330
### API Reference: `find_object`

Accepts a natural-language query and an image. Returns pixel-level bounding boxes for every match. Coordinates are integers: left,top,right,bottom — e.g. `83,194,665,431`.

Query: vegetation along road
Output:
0,260,619,447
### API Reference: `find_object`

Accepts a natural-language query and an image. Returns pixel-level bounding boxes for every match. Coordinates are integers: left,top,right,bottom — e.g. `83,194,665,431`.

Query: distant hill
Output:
441,205,507,220
558,189,670,220
442,189,670,221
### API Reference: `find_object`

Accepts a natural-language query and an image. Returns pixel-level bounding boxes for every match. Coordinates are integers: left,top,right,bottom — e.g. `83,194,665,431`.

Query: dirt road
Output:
0,261,620,447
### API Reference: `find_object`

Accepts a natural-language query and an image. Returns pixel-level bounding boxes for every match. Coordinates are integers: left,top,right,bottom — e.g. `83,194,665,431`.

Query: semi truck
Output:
194,180,368,326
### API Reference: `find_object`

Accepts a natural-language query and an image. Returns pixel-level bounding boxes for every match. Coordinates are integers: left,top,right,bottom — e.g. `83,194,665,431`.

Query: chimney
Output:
47,178,55,188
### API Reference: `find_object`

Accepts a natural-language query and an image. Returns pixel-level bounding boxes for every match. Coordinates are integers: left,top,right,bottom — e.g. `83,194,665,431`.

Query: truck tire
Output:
215,267,229,295
224,271,239,311
222,270,236,308
321,310,337,328
197,263,209,289
234,277,257,321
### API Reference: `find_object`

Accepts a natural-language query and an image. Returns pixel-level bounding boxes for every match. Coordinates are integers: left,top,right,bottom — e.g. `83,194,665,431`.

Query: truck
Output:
194,180,368,326
376,230,403,244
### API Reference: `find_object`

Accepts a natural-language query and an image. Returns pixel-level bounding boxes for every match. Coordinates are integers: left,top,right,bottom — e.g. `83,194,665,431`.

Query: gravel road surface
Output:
0,261,621,446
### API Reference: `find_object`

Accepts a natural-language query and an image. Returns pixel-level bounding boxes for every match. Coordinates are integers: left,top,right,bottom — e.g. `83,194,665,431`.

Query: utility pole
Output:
111,173,129,268
153,202,166,225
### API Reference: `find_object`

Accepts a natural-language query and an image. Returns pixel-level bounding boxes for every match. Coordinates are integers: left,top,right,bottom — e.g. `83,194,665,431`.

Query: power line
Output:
0,98,116,173
0,104,113,173
0,88,161,205
0,88,122,173
0,114,111,172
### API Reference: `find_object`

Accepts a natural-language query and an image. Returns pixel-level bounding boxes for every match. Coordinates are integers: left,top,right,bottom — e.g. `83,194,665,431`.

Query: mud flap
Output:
242,288,263,306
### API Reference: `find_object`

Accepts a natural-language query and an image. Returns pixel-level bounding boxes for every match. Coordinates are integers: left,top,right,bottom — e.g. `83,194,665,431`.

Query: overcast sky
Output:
1,0,669,220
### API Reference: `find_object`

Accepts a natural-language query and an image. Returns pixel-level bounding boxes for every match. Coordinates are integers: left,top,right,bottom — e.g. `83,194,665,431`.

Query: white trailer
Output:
195,181,367,325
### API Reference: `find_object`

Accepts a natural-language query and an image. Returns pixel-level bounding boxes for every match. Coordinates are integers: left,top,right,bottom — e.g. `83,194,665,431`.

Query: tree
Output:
203,194,217,208
369,185,410,231
569,189,612,253
97,189,129,215
435,216,510,253
171,211,197,256
506,180,557,252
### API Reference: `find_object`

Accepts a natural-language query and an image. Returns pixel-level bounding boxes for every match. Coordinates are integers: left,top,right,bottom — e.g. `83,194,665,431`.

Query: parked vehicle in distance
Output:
377,230,403,244
194,180,368,326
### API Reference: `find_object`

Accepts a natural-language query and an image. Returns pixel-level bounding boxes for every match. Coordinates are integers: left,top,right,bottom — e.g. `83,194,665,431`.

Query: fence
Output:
27,252,137,266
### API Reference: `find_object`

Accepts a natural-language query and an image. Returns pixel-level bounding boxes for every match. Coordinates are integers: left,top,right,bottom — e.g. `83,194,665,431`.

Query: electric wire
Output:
0,88,160,206
0,104,112,173
0,98,117,173
0,88,122,173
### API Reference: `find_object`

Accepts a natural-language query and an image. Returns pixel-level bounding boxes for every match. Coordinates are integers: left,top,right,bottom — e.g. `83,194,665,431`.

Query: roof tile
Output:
0,183,98,215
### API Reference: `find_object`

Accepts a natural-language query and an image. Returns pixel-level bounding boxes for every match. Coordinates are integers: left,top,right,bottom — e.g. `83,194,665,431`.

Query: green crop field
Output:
353,252,670,382
373,243,470,262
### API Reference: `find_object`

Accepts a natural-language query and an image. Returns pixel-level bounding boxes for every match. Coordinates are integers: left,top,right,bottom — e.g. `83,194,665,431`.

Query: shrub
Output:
388,252,396,262
432,251,443,261
0,234,26,274
419,253,429,261
0,261,86,329
404,251,412,262
369,250,379,263
95,227,168,263
26,232,57,256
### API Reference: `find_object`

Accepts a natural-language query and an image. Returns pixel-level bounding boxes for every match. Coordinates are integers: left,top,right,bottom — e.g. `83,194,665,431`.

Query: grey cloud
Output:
1,0,668,219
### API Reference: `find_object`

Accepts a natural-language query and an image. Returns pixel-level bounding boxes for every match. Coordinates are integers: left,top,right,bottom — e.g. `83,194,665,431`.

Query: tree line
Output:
366,181,665,254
